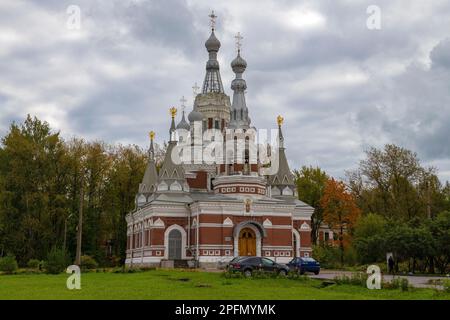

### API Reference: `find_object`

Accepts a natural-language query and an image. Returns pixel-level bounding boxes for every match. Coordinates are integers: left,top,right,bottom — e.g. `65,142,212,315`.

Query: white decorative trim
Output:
271,186,281,196
264,225,291,229
293,229,301,258
263,219,272,227
157,181,168,191
191,245,233,249
137,194,146,205
300,222,311,231
195,223,234,228
154,218,165,228
198,256,235,263
223,217,233,226
282,186,293,196
170,181,182,191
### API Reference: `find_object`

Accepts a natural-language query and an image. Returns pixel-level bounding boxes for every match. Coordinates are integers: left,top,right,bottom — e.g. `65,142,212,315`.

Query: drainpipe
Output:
141,218,144,266
196,209,199,267
291,219,295,258
187,204,191,260
130,215,134,269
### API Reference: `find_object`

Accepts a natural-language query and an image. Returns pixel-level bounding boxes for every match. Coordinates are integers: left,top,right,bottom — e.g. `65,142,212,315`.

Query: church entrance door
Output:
168,229,182,259
239,228,256,256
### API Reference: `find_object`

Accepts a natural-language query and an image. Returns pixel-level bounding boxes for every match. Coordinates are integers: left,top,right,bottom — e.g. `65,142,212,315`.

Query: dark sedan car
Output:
227,256,290,277
287,257,320,275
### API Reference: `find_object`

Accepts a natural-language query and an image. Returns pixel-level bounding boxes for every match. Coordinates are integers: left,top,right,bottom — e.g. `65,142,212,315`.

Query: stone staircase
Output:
160,259,196,269
173,259,189,268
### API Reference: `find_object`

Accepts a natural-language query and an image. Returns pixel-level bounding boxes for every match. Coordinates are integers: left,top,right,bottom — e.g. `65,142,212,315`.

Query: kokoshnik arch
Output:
125,12,313,268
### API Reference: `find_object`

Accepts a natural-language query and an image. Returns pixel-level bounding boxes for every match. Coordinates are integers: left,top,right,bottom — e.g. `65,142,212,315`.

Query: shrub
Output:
343,246,358,266
80,255,98,270
27,259,43,270
387,277,410,291
223,270,244,279
312,245,341,269
443,280,450,293
45,247,68,274
334,272,368,287
287,273,310,282
0,255,18,274
400,278,409,291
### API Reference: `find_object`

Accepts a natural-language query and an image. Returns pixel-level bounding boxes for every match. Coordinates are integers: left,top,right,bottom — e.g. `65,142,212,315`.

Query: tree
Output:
347,144,446,221
0,115,149,266
294,166,328,244
0,115,68,263
426,211,450,273
320,178,361,266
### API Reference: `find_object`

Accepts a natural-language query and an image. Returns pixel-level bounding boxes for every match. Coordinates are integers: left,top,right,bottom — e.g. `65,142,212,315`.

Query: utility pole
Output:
75,174,84,266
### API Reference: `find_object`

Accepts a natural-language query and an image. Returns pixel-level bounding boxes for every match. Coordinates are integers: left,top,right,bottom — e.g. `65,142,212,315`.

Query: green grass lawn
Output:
0,269,448,300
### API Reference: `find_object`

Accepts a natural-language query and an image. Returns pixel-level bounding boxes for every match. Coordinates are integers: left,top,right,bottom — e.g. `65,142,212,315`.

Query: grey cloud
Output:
1,0,450,182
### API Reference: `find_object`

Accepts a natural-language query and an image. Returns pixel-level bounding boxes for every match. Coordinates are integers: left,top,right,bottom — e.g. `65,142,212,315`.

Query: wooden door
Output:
239,228,256,256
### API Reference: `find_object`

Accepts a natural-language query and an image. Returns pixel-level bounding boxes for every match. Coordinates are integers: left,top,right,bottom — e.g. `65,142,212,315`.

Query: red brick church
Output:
125,14,313,268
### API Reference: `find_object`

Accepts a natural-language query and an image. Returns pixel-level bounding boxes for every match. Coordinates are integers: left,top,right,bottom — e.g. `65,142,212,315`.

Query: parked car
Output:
287,257,320,275
227,256,290,277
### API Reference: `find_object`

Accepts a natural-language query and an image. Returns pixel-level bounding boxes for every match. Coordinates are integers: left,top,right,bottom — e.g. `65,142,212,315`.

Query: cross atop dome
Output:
209,10,217,30
235,32,243,53
192,82,200,96
180,96,187,111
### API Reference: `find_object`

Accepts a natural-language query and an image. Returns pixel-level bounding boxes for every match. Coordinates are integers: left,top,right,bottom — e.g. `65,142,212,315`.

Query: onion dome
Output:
231,51,247,74
205,30,221,52
188,109,203,122
176,110,190,131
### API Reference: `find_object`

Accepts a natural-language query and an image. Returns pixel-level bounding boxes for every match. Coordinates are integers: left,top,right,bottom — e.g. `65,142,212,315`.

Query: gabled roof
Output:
139,160,157,194
138,135,157,195
268,144,295,187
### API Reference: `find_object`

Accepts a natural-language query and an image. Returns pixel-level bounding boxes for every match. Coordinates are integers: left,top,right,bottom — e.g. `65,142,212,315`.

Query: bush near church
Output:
27,259,44,270
80,255,98,270
0,255,19,274
45,247,68,274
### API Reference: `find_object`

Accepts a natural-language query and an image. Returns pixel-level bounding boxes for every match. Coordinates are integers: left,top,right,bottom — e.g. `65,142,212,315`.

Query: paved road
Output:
310,269,449,289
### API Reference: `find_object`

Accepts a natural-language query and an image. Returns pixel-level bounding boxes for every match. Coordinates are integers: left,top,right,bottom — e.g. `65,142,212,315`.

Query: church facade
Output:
125,16,314,268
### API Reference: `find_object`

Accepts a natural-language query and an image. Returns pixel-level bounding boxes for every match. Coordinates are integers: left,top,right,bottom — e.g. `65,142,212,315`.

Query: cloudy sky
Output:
1,0,450,181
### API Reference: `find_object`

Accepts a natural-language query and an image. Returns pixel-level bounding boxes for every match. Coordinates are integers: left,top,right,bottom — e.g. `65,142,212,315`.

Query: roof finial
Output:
148,131,155,160
169,107,178,142
235,32,243,54
192,82,200,96
277,115,284,127
180,96,187,112
209,10,217,31
170,107,177,118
